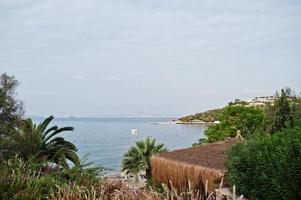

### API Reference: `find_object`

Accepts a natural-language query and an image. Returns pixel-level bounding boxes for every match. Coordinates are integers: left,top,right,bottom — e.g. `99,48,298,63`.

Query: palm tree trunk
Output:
146,167,152,181
134,173,139,183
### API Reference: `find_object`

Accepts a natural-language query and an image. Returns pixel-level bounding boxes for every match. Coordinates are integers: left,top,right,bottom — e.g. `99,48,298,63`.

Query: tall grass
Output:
0,157,63,199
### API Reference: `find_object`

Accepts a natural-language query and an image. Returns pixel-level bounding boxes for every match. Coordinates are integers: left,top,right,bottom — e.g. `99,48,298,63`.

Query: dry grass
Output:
151,139,237,193
51,180,162,200
52,180,216,200
51,180,122,200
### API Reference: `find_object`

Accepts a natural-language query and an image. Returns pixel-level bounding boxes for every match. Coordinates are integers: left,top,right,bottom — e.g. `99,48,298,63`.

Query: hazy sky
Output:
0,0,300,117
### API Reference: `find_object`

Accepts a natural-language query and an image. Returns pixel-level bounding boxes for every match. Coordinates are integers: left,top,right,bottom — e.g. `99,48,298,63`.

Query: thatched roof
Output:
151,139,238,193
154,139,237,171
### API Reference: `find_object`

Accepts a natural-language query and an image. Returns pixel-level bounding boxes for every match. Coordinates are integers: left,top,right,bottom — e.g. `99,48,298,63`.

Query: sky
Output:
0,0,300,118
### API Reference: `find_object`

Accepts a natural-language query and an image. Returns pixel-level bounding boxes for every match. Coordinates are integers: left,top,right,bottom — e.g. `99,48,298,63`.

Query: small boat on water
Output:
131,128,138,135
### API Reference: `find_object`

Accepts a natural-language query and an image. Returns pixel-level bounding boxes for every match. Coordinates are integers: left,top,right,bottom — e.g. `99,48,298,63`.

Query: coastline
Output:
169,120,220,125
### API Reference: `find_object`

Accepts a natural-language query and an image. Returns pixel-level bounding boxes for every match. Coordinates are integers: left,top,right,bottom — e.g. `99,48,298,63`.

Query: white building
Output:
248,96,276,106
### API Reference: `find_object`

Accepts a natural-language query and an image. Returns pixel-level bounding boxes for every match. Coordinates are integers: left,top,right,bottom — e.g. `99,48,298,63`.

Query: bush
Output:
0,156,105,199
225,128,301,200
58,156,105,186
194,103,264,145
0,157,64,199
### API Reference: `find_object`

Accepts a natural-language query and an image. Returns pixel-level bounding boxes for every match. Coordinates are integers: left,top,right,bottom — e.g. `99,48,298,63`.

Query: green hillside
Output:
179,108,223,122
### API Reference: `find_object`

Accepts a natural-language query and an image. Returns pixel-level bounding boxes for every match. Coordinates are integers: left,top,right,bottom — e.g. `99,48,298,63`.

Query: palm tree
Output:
11,116,79,168
121,138,168,181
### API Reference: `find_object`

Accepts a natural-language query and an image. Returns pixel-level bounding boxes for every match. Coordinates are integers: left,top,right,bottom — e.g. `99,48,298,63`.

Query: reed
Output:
150,139,238,195
151,156,223,194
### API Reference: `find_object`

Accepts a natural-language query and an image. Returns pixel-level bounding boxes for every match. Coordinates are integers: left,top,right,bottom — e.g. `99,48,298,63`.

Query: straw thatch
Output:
151,139,238,193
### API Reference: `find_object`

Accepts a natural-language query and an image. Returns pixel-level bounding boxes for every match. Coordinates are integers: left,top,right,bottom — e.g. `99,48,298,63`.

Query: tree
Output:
295,97,301,127
225,128,301,200
9,116,79,168
262,102,276,133
121,138,167,181
196,103,264,144
0,73,24,137
272,89,294,133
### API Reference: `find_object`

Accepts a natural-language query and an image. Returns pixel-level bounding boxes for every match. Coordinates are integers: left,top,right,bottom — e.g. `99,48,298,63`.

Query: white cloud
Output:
72,74,85,80
103,76,122,82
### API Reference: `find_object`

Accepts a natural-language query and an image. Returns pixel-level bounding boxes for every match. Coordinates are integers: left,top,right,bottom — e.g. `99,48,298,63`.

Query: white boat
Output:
131,128,138,135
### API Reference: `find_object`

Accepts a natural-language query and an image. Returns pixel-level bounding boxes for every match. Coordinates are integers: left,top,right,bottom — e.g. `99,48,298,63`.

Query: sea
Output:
36,118,207,172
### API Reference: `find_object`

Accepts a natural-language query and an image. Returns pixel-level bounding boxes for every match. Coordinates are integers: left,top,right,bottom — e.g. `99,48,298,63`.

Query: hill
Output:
179,108,223,123
178,96,277,123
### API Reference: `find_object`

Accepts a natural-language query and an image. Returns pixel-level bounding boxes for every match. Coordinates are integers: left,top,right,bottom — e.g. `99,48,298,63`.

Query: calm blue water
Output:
37,118,207,171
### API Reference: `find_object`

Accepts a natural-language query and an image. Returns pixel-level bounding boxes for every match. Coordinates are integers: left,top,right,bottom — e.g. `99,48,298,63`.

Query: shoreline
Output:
169,120,220,125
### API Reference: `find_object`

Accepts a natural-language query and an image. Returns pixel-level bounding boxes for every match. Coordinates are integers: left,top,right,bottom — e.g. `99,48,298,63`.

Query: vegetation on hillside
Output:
179,99,251,123
179,108,223,123
193,102,264,145
193,88,301,145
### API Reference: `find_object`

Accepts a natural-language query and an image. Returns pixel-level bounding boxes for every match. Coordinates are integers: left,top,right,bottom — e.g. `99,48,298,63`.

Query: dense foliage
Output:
122,138,168,181
295,97,301,125
11,116,79,167
194,102,264,145
0,157,62,199
225,128,301,200
224,88,301,199
271,89,295,132
0,73,24,137
194,88,301,146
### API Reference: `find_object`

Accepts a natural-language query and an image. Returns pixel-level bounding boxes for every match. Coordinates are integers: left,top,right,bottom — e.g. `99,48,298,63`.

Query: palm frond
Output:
44,126,74,142
38,115,54,133
44,125,58,137
121,137,168,178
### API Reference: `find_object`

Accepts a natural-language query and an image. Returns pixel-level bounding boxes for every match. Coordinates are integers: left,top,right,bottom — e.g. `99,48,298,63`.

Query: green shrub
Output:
0,156,105,199
0,157,64,199
225,128,301,200
194,103,264,145
58,156,105,186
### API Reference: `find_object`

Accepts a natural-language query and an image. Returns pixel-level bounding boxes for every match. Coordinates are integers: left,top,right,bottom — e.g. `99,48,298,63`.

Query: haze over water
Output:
39,118,206,171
